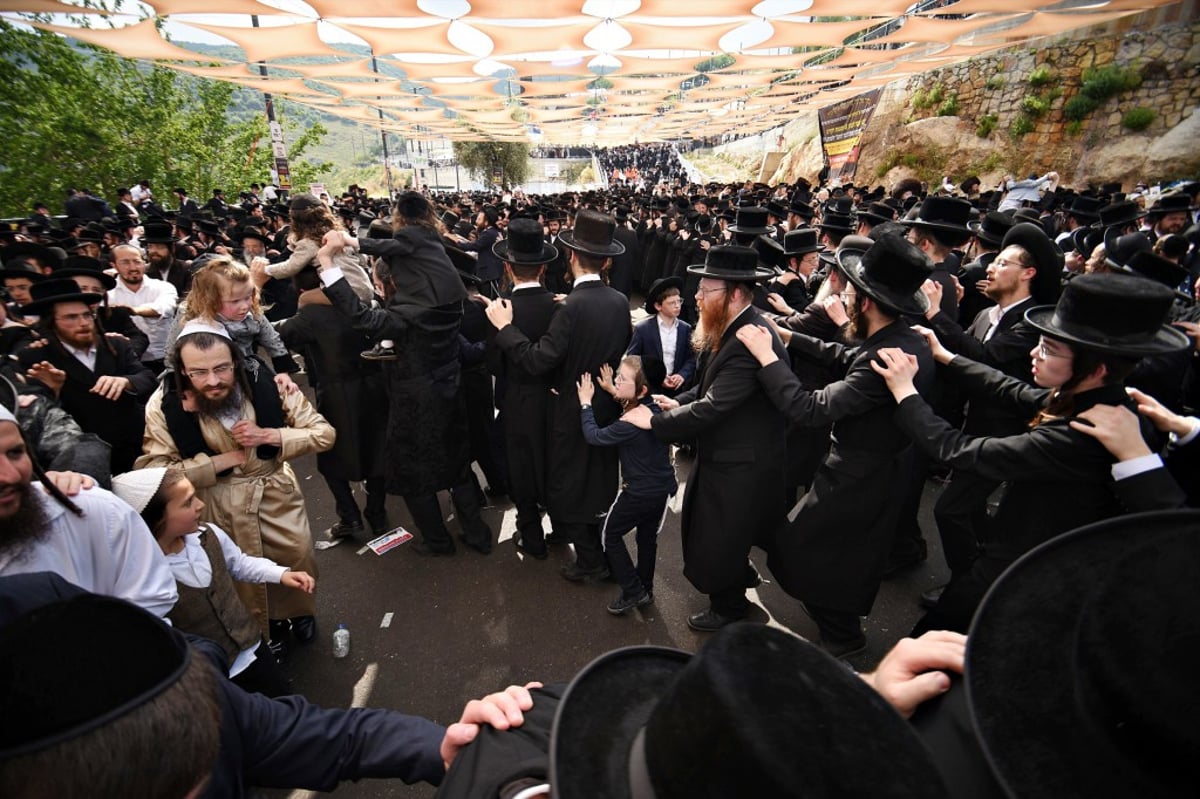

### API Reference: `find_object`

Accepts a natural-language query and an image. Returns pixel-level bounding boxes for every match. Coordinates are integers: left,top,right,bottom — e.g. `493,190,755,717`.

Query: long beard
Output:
192,384,243,418
0,483,53,563
692,295,734,354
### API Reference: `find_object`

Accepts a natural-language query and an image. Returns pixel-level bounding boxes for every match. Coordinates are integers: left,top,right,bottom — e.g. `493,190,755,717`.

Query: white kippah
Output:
111,468,169,514
177,319,231,340
0,404,16,426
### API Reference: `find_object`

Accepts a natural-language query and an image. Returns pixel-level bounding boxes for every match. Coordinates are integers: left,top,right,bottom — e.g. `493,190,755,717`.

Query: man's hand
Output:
623,403,654,430
440,682,543,770
1174,320,1200,352
483,297,513,330
1126,386,1195,437
920,279,943,320
911,324,954,365
211,448,248,472
104,332,130,343
1069,404,1154,460
280,570,316,593
663,373,684,390
273,372,300,395
766,292,794,316
870,347,921,402
821,294,848,327
90,375,131,401
860,631,965,719
321,229,356,250
230,420,281,449
652,394,680,411
43,470,96,496
249,257,271,288
734,324,779,367
26,361,66,395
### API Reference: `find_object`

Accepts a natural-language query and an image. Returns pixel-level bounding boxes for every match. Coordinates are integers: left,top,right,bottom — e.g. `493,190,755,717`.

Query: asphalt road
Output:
265,430,950,799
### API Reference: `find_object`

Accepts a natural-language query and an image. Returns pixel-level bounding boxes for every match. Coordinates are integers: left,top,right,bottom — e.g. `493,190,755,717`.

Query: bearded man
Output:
138,322,335,649
0,405,176,616
626,245,788,632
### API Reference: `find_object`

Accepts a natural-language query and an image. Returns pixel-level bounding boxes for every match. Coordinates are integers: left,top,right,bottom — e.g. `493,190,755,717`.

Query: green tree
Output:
451,140,531,187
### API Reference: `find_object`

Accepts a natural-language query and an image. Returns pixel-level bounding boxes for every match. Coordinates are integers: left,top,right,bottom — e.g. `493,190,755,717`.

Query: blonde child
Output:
165,256,298,392
112,466,315,696
577,356,677,615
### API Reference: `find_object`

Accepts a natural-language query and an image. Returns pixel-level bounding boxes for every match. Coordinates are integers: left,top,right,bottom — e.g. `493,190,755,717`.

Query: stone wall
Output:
854,11,1200,190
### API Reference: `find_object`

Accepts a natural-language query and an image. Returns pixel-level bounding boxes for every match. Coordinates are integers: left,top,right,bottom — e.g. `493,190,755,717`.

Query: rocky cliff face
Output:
853,15,1200,191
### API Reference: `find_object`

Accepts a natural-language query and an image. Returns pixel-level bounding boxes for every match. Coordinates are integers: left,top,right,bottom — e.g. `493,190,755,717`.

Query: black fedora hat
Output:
1024,272,1189,356
754,234,784,269
765,198,789,219
782,227,822,257
841,233,932,317
687,245,774,282
1122,250,1192,300
77,223,105,244
0,243,58,271
1065,194,1103,222
968,210,1016,249
195,219,228,241
550,624,945,799
52,255,117,291
1001,222,1063,304
818,211,855,235
727,207,775,236
22,277,103,316
966,509,1200,799
856,201,897,227
0,259,48,283
557,209,625,257
1072,226,1103,260
237,226,272,248
901,196,973,241
643,276,683,315
832,234,875,274
1102,229,1151,270
1095,200,1146,229
1148,191,1197,216
493,218,558,265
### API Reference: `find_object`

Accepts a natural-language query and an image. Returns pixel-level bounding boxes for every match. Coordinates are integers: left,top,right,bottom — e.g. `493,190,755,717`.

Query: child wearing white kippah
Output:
112,466,315,697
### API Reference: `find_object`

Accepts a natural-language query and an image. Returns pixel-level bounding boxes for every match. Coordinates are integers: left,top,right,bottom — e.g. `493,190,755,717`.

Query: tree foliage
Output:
0,21,329,217
451,141,531,188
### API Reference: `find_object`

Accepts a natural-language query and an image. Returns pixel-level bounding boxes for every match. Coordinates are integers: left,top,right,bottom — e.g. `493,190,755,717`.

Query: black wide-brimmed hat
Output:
52,255,117,291
901,196,973,241
493,217,558,265
857,201,897,226
557,209,625,257
0,243,58,271
195,219,228,241
966,509,1200,799
1065,194,1103,222
1102,229,1151,270
840,233,932,317
765,199,789,219
643,276,683,315
1122,250,1192,301
550,624,945,799
754,234,784,269
1148,191,1197,216
237,226,273,248
21,277,103,316
782,227,822,257
77,223,106,244
818,211,855,234
1001,222,1063,304
687,244,774,282
727,207,775,236
1024,272,1189,356
832,234,875,274
140,221,177,244
968,210,1016,249
1095,200,1146,229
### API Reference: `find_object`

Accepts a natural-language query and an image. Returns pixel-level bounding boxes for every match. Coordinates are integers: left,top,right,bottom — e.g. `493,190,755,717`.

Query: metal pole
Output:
251,15,291,194
370,54,394,196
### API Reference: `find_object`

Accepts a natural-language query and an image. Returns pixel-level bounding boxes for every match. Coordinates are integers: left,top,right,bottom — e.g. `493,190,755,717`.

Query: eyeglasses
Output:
55,311,96,325
184,363,235,381
992,257,1025,269
1035,339,1070,360
840,289,857,302
696,286,727,298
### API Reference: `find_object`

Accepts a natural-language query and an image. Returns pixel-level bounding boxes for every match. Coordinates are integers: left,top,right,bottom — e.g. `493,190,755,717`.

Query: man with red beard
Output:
626,245,788,632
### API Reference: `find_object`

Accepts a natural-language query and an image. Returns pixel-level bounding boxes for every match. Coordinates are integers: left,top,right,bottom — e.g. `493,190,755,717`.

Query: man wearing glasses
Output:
18,279,158,475
139,321,334,653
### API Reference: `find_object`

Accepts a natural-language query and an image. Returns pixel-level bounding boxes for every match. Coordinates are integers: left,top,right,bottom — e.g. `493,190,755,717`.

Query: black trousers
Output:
601,490,670,599
555,520,605,571
324,475,386,526
404,474,492,553
932,472,997,576
231,640,290,698
912,554,1010,636
804,603,864,644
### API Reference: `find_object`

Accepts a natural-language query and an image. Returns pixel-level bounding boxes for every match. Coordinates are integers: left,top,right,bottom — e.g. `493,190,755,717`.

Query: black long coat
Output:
275,296,385,482
608,225,640,298
323,278,469,497
18,335,157,474
493,278,631,524
652,307,788,594
761,321,935,614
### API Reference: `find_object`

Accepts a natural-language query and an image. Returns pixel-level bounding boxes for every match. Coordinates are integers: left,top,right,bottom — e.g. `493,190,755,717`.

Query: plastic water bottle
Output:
332,624,350,658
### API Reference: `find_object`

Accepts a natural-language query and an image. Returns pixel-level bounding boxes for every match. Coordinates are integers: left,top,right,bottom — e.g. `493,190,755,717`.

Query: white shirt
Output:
0,485,177,617
513,281,542,292
657,314,679,375
62,341,98,371
983,298,1028,342
108,276,178,361
573,273,602,286
166,523,287,677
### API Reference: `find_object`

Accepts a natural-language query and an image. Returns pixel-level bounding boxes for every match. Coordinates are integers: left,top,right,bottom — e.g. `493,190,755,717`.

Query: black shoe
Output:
361,343,397,361
545,532,570,546
458,533,493,555
290,615,317,644
267,637,288,662
560,562,611,583
819,635,867,660
326,520,364,540
515,538,548,560
484,484,508,500
919,584,945,609
687,608,743,632
607,590,653,616
364,512,389,534
883,545,928,577
412,540,456,557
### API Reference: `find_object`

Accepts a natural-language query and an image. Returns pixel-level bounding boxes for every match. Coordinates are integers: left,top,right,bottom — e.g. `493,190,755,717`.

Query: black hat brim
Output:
49,269,117,291
556,229,625,257
686,263,775,282
23,290,104,317
492,238,559,265
900,218,972,236
966,509,1200,799
841,259,929,317
1024,304,1190,356
727,223,776,236
643,276,683,315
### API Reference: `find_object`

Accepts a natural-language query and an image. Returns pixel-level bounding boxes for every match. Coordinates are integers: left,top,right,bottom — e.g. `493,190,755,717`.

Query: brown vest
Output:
167,526,263,666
